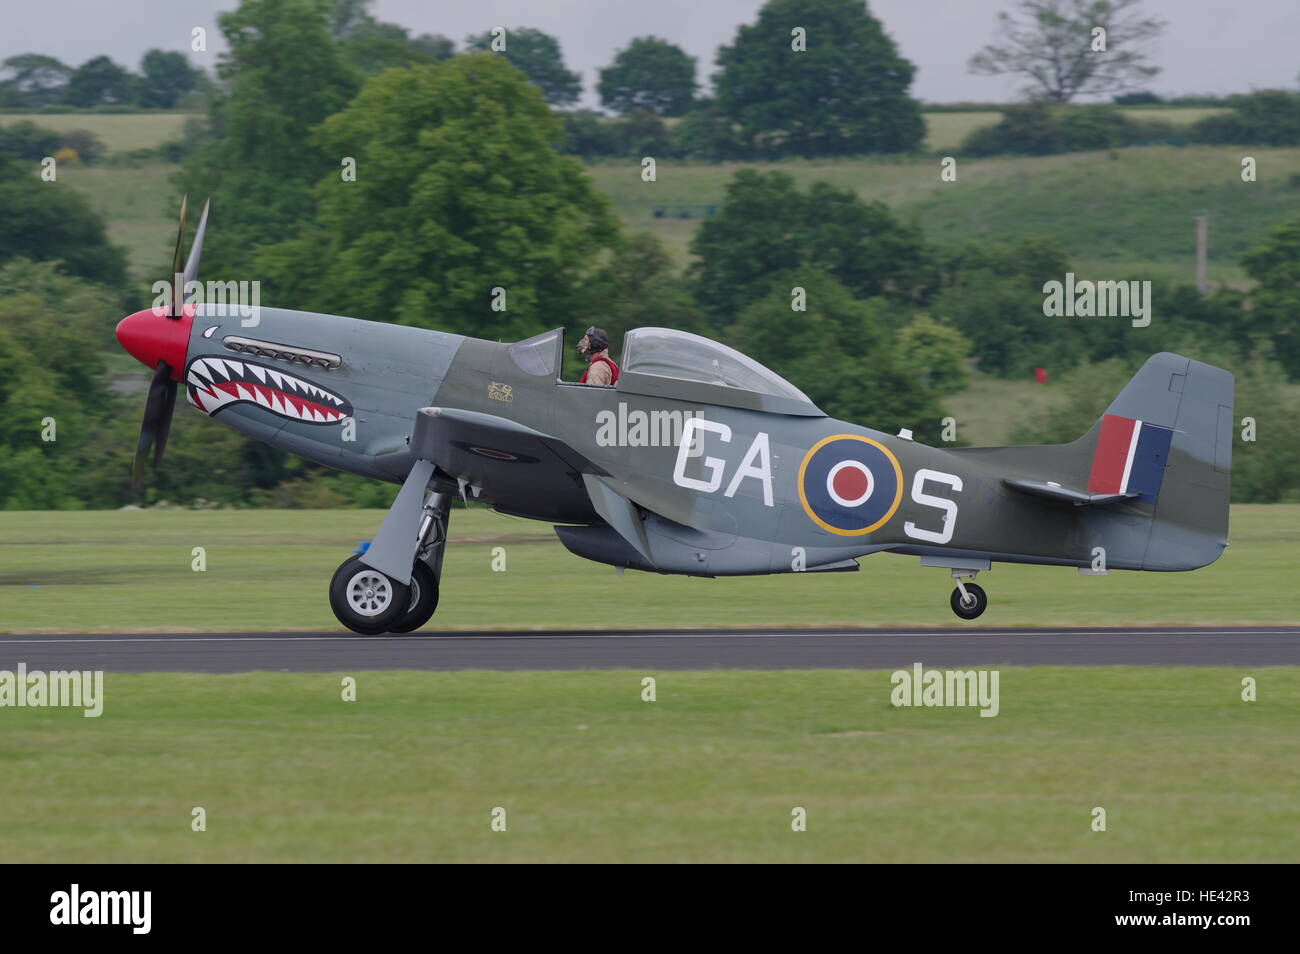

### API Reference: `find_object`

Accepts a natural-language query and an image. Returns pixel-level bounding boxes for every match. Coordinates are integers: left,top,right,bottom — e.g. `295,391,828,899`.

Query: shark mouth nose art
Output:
185,356,353,424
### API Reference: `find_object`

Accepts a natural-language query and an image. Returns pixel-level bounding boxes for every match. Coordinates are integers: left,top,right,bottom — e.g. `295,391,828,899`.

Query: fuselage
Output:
116,303,1227,578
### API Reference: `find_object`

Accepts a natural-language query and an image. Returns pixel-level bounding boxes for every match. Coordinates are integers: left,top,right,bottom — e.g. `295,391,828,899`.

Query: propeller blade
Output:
132,361,174,485
182,198,210,292
153,378,178,467
169,195,188,318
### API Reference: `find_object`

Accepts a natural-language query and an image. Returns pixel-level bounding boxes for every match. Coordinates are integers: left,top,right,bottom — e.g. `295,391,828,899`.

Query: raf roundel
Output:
797,434,903,536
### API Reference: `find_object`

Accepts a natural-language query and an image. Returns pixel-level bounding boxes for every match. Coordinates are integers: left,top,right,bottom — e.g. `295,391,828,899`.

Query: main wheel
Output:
387,560,440,633
329,556,410,634
949,582,988,620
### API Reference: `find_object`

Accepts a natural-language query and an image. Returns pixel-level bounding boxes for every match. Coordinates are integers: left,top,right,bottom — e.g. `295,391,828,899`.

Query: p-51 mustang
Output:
116,201,1233,633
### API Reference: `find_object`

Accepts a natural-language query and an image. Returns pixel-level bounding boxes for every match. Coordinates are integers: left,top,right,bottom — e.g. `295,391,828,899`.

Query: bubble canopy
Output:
507,327,824,415
617,327,823,416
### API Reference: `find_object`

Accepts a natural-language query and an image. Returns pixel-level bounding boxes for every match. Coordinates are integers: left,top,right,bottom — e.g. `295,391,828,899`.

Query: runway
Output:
0,626,1297,672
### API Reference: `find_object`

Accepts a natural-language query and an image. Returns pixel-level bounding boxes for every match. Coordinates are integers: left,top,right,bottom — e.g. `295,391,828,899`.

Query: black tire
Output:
950,582,987,620
387,560,440,633
329,556,410,635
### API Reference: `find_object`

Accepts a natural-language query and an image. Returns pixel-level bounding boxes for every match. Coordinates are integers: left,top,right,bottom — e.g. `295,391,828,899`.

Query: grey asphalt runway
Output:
0,626,1297,672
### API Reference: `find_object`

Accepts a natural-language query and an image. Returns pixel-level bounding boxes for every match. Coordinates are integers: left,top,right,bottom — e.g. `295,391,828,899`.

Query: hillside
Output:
33,110,1299,290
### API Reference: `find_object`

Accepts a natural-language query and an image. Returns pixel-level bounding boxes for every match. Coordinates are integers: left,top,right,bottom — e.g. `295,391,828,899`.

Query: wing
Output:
411,406,603,523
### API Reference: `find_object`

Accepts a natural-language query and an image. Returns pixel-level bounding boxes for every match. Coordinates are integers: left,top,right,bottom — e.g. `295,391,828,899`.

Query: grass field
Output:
6,108,1220,158
942,371,1067,445
585,145,1300,282
1,667,1295,862
0,112,194,153
52,162,178,281
35,104,1283,284
0,504,1294,633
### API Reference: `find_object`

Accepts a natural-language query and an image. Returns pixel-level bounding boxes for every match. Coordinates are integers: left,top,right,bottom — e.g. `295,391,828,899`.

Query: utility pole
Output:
1195,214,1209,294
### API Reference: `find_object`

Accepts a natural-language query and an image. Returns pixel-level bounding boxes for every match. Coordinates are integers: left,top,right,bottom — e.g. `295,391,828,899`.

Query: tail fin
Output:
1081,352,1234,569
950,353,1234,571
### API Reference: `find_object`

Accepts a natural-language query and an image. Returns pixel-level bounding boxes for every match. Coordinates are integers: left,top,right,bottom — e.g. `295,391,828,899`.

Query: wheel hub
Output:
347,570,394,617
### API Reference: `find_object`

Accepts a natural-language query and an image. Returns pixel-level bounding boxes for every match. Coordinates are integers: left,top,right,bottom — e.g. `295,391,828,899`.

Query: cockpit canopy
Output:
507,326,823,416
618,328,804,397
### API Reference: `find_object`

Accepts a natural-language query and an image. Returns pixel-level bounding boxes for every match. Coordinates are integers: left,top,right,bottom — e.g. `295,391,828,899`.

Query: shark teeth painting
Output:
185,356,353,425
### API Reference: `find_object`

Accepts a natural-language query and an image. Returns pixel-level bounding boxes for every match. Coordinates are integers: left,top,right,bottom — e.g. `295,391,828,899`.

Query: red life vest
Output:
580,354,619,385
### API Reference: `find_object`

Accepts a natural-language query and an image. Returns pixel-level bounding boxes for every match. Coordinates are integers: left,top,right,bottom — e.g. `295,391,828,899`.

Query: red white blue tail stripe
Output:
1087,414,1174,504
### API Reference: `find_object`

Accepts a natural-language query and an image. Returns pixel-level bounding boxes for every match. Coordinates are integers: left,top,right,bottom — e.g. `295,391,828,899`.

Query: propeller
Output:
131,195,210,485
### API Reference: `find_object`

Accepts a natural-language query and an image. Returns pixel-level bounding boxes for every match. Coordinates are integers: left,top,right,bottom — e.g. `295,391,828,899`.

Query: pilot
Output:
577,326,619,386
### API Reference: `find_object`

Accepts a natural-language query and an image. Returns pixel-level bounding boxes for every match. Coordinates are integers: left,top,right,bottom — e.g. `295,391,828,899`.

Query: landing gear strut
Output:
329,459,453,635
387,491,450,633
949,569,987,620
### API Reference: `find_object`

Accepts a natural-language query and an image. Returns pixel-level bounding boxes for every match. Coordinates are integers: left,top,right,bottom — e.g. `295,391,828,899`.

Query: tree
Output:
0,260,123,508
1241,217,1300,378
177,0,361,278
137,50,199,108
0,121,61,160
727,274,955,441
969,0,1165,104
1188,90,1300,147
411,34,455,61
464,27,581,107
689,170,928,327
598,37,696,116
896,314,971,395
561,233,705,379
713,0,924,156
0,54,71,107
327,0,450,73
926,237,1084,377
0,158,127,288
254,54,619,341
63,55,135,107
329,0,372,37
670,100,746,160
0,122,106,164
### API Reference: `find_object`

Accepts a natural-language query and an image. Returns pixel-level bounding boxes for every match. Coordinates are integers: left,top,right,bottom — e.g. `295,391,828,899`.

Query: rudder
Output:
1085,352,1234,570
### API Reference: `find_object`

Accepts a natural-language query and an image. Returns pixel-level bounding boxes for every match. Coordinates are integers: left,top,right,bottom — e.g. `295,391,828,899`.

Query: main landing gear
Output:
329,461,451,635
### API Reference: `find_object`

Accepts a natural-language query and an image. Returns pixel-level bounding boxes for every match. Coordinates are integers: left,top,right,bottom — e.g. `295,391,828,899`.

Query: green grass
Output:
1119,106,1230,124
0,505,1295,633
54,161,178,281
924,111,1004,151
900,146,1300,280
943,371,1069,446
59,135,1294,286
1,667,1295,862
0,112,195,153
587,145,1300,281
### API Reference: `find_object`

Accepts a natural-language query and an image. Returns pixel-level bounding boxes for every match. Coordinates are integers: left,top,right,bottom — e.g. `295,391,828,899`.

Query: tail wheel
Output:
387,560,440,634
950,582,988,620
329,556,410,635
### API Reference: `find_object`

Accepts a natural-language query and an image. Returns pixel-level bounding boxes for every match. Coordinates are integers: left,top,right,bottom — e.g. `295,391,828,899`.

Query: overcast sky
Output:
4,0,1297,107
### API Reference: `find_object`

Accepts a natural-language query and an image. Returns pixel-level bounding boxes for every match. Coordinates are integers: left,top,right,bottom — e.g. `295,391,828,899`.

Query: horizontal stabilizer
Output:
1003,478,1136,507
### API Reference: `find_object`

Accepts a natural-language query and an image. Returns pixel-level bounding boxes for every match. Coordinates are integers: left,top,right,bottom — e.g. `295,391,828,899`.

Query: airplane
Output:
114,201,1234,634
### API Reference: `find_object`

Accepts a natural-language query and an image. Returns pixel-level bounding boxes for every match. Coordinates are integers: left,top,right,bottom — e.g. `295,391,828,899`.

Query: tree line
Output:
2,0,1298,508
